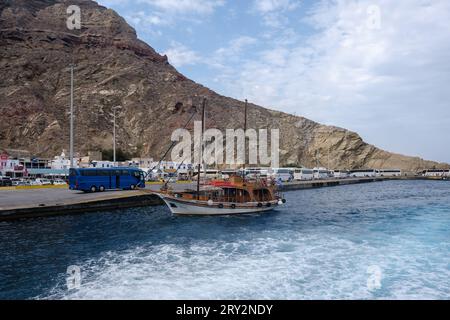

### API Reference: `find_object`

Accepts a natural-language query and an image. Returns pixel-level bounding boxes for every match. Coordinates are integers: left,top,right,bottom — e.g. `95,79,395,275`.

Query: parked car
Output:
53,179,67,185
20,179,32,186
0,177,12,187
11,178,21,186
35,178,52,185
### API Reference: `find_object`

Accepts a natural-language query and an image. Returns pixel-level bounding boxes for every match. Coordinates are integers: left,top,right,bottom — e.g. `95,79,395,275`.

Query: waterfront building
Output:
50,150,73,170
76,151,103,168
78,156,92,168
90,160,114,168
87,151,102,162
0,151,27,178
131,157,154,169
91,160,115,168
20,157,51,170
0,152,7,172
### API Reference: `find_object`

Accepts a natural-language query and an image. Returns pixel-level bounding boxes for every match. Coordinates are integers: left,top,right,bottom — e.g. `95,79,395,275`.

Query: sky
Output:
96,0,450,163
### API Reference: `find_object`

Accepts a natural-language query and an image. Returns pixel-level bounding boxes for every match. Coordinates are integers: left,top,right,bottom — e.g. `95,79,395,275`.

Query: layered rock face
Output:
0,0,447,170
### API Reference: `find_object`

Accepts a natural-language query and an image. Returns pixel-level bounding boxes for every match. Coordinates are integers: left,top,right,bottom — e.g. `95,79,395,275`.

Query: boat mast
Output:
202,98,207,178
197,98,206,199
243,99,248,181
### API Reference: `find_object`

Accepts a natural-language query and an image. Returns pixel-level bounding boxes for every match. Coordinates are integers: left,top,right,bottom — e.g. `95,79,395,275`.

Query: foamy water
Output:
0,180,449,299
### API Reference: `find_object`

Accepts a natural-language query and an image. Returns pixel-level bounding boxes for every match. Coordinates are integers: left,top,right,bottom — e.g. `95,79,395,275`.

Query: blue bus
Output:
69,167,146,192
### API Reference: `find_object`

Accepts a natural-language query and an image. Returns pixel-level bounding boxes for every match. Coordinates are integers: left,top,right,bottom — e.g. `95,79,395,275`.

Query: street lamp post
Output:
69,64,75,168
112,106,122,167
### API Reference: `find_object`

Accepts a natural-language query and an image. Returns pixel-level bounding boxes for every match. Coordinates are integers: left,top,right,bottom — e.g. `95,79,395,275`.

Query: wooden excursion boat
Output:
156,175,285,216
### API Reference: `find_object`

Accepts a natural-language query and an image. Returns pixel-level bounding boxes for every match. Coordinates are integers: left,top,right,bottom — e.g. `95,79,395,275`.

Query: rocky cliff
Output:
0,0,447,170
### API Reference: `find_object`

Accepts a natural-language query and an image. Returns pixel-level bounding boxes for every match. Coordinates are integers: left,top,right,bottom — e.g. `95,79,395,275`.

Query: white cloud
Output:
138,0,225,15
220,0,450,162
253,0,299,13
163,42,202,67
253,0,300,28
98,0,224,29
164,35,257,70
125,11,169,27
214,36,257,61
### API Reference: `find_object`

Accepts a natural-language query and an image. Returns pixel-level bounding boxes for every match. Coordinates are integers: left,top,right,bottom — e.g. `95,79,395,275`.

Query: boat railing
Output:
207,193,276,203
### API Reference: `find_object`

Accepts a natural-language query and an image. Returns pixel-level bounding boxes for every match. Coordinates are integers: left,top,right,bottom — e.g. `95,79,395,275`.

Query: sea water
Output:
0,180,449,299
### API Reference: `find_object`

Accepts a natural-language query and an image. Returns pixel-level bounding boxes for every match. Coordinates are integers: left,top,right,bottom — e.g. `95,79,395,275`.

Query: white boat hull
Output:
156,194,280,216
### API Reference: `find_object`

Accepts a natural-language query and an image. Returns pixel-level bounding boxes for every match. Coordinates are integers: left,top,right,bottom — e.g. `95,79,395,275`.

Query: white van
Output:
293,168,314,181
333,170,349,179
313,167,329,180
271,168,294,182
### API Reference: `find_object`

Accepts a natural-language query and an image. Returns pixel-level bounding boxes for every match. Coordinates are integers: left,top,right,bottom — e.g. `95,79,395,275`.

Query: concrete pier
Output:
280,177,383,191
0,189,163,221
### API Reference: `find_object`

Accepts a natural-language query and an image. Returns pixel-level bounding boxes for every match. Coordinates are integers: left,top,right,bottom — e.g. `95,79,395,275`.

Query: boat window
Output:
253,188,271,201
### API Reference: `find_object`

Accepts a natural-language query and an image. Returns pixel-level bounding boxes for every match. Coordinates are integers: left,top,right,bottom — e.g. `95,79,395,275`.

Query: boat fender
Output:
207,199,213,206
231,204,236,209
218,203,224,209
282,199,287,204
257,203,263,207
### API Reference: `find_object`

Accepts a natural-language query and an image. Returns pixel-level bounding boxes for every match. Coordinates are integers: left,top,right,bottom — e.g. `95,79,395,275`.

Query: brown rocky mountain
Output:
0,0,447,171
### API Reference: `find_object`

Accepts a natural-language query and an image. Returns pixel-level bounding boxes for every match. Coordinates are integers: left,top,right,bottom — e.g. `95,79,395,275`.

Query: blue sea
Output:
0,180,449,300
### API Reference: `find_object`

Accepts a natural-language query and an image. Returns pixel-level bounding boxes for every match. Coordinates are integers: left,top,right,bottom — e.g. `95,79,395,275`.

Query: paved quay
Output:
0,184,185,211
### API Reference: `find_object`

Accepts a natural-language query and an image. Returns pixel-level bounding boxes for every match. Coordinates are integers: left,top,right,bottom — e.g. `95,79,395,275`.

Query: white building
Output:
131,158,154,169
91,160,115,168
0,152,28,177
50,150,74,170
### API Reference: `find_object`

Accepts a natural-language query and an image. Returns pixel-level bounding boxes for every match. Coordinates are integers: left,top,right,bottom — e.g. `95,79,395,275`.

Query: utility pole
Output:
316,150,320,168
113,108,116,167
328,147,330,169
69,64,74,168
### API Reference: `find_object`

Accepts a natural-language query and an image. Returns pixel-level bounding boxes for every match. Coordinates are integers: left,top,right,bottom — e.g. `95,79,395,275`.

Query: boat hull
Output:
157,194,279,216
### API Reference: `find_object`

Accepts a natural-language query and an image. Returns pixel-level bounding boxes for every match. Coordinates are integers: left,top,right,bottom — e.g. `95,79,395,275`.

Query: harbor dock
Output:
0,189,162,221
0,176,446,221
